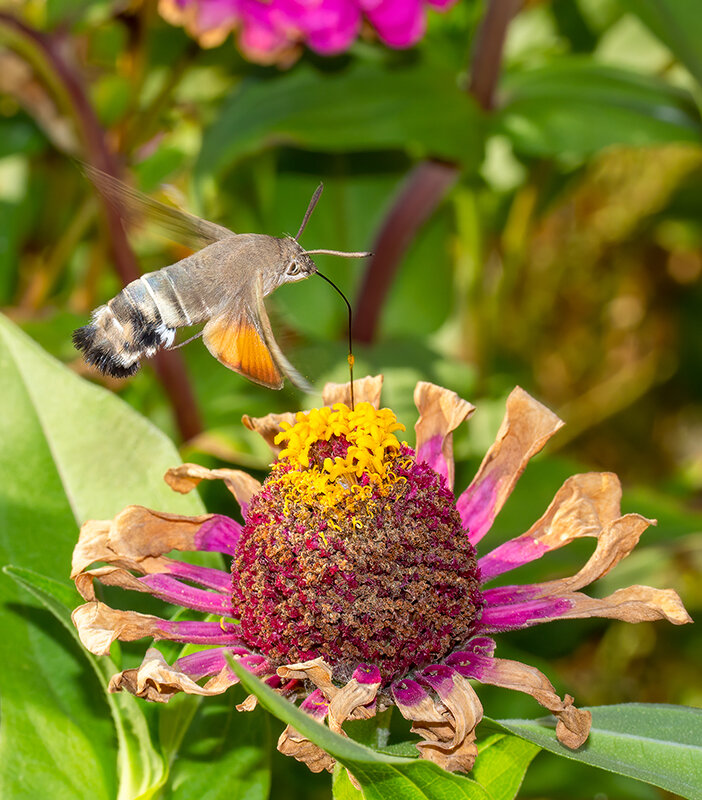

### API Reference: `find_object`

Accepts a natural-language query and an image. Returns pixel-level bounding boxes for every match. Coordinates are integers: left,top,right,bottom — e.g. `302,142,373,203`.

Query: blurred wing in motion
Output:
83,163,235,249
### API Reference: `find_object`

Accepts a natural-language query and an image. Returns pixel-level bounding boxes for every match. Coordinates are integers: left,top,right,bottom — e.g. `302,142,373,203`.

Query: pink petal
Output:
363,0,427,48
140,573,235,615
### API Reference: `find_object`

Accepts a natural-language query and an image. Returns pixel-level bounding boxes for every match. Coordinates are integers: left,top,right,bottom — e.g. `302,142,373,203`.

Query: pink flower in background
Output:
159,0,458,63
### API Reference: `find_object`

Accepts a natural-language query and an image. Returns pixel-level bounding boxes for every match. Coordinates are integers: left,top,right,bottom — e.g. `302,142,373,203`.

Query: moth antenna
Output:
316,271,355,410
304,249,372,259
296,183,324,241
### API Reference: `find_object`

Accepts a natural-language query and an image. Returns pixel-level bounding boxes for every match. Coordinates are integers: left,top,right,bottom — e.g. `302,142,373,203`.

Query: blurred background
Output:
1,1,701,798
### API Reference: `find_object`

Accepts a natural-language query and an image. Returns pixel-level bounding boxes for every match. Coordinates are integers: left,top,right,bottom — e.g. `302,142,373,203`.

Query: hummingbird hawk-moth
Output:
73,167,369,391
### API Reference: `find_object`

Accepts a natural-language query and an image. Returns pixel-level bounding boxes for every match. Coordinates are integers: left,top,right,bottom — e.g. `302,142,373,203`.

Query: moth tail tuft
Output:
72,323,141,378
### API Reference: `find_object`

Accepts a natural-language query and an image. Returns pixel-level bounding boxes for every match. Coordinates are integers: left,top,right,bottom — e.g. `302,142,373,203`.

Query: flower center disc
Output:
231,403,483,683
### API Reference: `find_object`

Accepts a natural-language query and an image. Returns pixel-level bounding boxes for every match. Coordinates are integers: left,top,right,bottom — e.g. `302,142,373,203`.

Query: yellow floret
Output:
271,402,408,530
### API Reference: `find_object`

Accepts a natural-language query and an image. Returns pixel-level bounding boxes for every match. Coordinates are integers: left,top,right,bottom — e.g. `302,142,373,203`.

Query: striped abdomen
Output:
72,255,215,378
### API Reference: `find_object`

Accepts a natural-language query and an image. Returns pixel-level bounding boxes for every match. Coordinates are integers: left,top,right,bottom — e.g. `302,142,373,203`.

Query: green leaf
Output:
227,655,490,800
196,63,484,179
332,763,363,799
622,0,702,86
3,566,166,800
497,58,702,158
0,314,204,800
473,734,540,800
496,704,702,800
167,692,271,800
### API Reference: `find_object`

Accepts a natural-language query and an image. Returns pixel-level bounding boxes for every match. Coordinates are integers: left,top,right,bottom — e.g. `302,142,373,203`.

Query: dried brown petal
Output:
164,463,261,513
479,473,629,583
72,601,164,656
414,381,475,491
458,387,564,544
394,672,483,773
276,658,337,701
556,584,692,625
75,565,154,602
236,694,259,712
322,375,383,409
527,472,622,549
418,674,483,772
242,411,297,455
277,727,335,773
463,655,591,748
326,677,380,734
71,506,214,578
109,647,233,702
541,513,654,594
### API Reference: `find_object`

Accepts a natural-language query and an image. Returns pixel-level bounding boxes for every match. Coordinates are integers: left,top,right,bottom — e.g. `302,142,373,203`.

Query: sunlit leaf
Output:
497,59,702,157
0,314,204,799
493,704,702,800
622,0,702,86
3,566,166,800
473,733,540,800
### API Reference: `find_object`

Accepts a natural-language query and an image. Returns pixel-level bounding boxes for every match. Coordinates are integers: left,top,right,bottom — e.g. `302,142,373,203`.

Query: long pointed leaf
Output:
495,704,702,800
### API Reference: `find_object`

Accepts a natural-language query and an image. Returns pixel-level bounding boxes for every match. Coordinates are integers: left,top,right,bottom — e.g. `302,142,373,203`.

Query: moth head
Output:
283,239,318,282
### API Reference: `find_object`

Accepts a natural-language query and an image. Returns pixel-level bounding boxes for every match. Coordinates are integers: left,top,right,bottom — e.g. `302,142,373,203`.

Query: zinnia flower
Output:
71,376,691,774
159,0,458,63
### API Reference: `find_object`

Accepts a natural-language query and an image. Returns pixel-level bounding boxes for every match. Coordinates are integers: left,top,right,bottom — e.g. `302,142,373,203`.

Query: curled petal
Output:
72,602,169,656
447,649,590,749
242,411,297,455
480,584,692,633
71,508,241,585
542,513,654,595
109,646,241,702
392,668,483,772
480,510,659,600
392,679,447,723
478,472,623,582
456,387,564,544
416,665,483,771
164,463,261,517
327,664,381,734
236,694,259,712
278,690,335,773
277,657,336,700
71,508,233,578
322,375,384,409
414,381,475,491
72,601,242,656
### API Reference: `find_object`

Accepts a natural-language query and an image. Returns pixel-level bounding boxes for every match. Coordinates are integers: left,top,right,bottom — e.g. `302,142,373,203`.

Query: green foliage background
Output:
1,1,701,799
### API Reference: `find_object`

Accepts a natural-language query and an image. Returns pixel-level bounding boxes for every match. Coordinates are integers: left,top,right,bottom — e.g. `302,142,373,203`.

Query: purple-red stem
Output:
352,0,521,344
0,13,203,441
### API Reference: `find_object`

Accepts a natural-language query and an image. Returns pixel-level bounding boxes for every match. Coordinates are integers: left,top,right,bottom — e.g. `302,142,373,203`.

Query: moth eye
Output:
287,261,300,275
